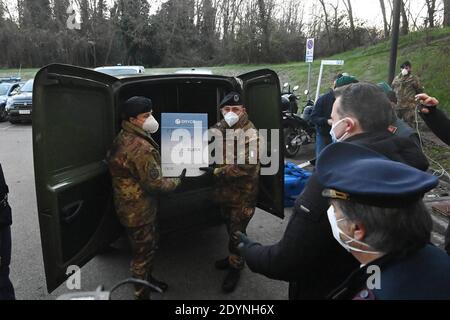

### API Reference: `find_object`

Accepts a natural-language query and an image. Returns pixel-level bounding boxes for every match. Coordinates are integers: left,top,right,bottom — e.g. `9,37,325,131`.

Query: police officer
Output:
391,61,424,128
202,92,260,293
108,97,185,300
316,143,450,300
0,163,15,300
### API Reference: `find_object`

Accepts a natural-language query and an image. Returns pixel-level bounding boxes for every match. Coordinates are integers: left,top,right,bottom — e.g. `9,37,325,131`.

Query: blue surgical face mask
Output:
330,118,350,143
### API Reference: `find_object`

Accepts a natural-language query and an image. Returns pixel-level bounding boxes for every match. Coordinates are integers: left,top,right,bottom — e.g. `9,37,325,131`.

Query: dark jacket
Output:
329,245,450,300
244,131,429,300
310,90,335,136
420,107,450,146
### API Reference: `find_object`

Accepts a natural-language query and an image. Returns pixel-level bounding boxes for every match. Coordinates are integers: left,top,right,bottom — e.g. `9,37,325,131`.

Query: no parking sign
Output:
306,38,314,63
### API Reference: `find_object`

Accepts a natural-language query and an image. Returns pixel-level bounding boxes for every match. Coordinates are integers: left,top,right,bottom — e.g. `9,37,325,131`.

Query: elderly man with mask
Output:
318,142,450,300
201,92,260,293
238,83,429,300
108,96,185,300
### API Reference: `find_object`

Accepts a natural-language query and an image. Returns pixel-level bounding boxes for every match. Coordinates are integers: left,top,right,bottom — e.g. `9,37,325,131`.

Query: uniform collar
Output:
122,120,160,150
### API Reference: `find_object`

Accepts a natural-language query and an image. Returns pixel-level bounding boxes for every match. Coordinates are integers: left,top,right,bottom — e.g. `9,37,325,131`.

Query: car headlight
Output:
5,99,14,111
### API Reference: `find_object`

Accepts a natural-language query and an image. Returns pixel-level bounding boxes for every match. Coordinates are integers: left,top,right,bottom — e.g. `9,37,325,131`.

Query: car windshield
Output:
97,68,138,76
20,80,34,93
0,84,9,95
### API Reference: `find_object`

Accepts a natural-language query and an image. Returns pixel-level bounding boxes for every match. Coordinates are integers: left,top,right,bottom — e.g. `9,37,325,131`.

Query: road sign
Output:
315,60,345,102
305,38,314,63
322,60,345,66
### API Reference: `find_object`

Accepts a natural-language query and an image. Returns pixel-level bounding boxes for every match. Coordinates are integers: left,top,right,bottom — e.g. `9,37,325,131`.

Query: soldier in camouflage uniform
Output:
202,92,261,293
108,97,184,300
391,61,424,128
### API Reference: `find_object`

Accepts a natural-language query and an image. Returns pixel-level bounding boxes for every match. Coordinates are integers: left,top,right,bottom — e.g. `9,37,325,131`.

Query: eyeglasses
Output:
222,106,243,113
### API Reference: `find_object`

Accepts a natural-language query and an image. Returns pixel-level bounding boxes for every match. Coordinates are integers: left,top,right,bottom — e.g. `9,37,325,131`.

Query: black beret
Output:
122,96,153,120
317,143,438,208
219,92,243,108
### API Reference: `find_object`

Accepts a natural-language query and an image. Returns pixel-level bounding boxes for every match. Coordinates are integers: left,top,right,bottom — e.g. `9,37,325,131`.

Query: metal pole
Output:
315,61,324,102
389,0,402,84
307,63,312,100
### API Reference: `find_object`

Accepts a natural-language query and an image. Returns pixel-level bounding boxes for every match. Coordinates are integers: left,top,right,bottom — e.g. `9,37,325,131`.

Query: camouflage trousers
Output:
396,107,418,129
221,206,256,270
126,222,158,299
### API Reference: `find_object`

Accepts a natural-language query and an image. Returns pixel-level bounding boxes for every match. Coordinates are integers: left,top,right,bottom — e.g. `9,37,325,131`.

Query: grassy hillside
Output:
3,27,449,112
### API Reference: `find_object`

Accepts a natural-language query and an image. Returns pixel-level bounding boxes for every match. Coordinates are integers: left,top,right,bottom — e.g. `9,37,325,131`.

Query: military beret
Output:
122,96,153,120
401,61,412,69
377,82,393,94
335,76,359,88
219,92,243,108
317,143,439,208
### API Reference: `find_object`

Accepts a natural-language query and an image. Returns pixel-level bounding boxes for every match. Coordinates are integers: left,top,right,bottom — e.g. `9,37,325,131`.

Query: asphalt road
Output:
0,121,316,300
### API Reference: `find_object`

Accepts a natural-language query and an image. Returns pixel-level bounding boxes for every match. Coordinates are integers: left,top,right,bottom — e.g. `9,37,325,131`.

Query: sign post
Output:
305,38,314,100
315,60,345,102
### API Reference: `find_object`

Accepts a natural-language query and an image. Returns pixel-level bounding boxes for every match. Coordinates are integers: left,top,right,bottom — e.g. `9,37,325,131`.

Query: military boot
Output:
222,268,241,293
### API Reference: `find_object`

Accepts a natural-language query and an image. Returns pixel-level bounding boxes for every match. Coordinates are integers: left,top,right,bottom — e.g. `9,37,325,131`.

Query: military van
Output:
32,64,284,292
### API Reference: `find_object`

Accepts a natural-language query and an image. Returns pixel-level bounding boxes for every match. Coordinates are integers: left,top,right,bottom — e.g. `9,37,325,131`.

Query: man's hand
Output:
416,93,439,114
236,231,259,255
199,166,215,176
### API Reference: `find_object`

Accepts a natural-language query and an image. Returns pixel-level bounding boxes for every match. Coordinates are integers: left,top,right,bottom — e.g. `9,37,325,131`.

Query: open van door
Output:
33,64,122,292
238,69,284,218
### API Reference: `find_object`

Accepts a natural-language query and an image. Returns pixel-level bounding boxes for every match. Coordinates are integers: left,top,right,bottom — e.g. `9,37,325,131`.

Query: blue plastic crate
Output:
284,163,312,208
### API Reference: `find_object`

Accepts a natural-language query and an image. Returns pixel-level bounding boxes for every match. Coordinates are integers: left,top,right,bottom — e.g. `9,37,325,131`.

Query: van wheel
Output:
0,108,7,122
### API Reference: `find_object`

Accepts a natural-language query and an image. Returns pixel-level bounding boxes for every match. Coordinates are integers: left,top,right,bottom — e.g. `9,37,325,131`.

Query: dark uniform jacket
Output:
0,164,11,229
420,107,450,147
329,245,450,300
310,90,335,136
108,121,180,228
244,131,429,300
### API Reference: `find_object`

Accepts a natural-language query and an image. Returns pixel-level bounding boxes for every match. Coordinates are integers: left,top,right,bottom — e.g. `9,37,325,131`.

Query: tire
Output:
0,107,7,122
284,127,301,158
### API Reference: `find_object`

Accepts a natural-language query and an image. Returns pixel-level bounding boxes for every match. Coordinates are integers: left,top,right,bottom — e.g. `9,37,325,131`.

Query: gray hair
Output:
334,82,393,132
334,199,432,255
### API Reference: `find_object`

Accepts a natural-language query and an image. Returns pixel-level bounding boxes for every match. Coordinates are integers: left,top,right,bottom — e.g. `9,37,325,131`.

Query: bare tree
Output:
379,0,390,37
445,0,450,27
425,0,436,28
400,0,409,35
319,0,332,49
342,0,356,41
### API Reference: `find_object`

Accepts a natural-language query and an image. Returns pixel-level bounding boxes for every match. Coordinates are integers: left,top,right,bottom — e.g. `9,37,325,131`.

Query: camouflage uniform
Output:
211,113,260,270
392,73,424,128
107,121,180,298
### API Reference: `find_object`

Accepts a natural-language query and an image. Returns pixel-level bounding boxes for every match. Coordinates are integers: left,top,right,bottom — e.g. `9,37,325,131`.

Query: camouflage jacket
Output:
107,121,180,227
211,113,261,207
392,73,424,109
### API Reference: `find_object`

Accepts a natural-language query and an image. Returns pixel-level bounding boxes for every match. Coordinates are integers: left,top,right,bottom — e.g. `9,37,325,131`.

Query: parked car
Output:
33,64,284,292
0,82,23,122
94,65,145,77
0,76,21,84
6,79,33,124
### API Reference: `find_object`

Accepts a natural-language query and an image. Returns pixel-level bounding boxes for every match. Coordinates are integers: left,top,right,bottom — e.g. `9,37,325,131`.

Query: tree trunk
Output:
343,0,356,41
425,0,436,28
400,0,409,35
443,0,450,27
379,0,390,37
319,0,331,50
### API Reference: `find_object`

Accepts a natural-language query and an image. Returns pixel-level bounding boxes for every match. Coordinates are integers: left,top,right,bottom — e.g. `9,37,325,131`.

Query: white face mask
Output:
329,118,350,143
142,115,159,134
223,112,240,128
327,206,382,255
401,69,409,76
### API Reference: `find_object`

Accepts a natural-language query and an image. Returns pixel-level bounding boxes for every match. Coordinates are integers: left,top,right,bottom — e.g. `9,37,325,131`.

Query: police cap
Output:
317,143,439,208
